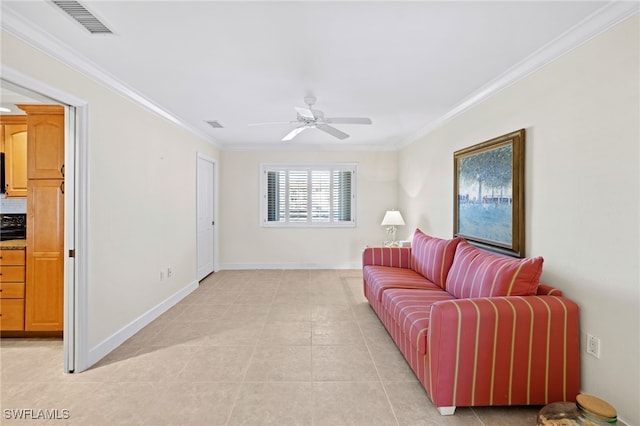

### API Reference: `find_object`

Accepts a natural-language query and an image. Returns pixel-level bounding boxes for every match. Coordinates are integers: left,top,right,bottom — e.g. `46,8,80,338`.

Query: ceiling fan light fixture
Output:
249,96,372,142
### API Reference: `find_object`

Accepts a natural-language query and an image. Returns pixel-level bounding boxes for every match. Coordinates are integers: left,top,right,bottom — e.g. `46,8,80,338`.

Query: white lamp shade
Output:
381,210,405,226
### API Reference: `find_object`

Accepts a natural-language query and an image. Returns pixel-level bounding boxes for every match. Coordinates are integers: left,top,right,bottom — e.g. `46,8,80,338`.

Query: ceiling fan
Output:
249,96,372,141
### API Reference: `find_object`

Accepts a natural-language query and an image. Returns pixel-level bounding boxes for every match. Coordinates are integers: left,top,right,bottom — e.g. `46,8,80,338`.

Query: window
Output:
261,164,356,227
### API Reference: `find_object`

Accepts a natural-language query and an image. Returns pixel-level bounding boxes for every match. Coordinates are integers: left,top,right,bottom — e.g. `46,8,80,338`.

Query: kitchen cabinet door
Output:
3,123,28,197
0,249,26,332
0,300,25,331
18,105,65,180
25,179,64,331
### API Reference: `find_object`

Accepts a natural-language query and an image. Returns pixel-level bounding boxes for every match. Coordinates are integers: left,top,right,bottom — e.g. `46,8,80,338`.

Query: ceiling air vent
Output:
51,1,113,34
206,120,224,129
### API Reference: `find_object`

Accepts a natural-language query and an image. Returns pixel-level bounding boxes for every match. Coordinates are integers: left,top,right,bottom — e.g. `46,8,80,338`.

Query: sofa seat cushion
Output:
446,240,544,298
410,229,462,289
364,265,442,302
381,288,455,355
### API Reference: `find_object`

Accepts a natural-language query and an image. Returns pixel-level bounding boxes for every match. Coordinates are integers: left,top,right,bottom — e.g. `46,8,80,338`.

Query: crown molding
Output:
397,1,640,149
0,7,222,149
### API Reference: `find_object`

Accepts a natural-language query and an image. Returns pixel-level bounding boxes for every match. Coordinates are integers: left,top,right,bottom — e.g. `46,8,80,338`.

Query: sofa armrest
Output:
427,295,580,408
537,283,563,296
362,246,412,269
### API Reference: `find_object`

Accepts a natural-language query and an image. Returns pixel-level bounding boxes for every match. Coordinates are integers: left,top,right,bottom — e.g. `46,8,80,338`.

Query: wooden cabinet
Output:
18,105,65,180
0,116,28,197
0,249,26,331
25,179,64,331
17,104,66,332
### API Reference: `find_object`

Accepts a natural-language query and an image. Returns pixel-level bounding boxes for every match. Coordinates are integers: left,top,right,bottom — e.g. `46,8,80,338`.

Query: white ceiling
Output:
1,1,633,150
0,84,47,115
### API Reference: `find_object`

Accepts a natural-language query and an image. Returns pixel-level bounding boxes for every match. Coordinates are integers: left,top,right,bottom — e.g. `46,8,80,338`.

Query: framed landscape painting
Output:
453,129,525,257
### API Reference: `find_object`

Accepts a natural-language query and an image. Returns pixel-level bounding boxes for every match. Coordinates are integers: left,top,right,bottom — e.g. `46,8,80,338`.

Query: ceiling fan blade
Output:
282,126,308,141
317,124,349,140
248,121,292,127
294,106,315,119
325,117,372,125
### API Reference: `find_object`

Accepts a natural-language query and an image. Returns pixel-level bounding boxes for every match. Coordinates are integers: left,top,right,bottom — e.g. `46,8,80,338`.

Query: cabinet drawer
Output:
0,250,25,266
0,266,25,282
0,299,25,331
0,283,25,299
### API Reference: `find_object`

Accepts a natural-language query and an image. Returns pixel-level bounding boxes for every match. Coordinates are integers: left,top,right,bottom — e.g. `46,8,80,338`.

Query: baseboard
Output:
218,262,361,270
87,280,198,368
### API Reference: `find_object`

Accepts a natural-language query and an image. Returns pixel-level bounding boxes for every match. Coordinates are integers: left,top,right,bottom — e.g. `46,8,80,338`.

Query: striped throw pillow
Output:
445,240,543,298
410,229,462,288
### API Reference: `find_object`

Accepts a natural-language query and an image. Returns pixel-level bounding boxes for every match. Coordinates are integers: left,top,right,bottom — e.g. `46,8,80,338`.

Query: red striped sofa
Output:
362,229,580,415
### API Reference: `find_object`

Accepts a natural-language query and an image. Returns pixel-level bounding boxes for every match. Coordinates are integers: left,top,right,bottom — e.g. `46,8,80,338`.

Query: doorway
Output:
1,70,88,373
196,153,215,281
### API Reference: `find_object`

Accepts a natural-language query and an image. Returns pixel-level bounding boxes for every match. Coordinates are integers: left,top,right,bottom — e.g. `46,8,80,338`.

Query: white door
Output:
197,154,215,280
64,105,76,373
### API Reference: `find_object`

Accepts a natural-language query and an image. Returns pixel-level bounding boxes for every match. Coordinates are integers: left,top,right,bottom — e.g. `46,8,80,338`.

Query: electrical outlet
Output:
160,270,165,281
586,333,600,359
167,268,172,278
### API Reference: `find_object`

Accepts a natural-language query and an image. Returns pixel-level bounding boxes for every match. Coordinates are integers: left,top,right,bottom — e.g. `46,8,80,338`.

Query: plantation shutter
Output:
263,165,355,226
289,170,308,222
332,170,352,222
266,171,285,222
312,170,330,222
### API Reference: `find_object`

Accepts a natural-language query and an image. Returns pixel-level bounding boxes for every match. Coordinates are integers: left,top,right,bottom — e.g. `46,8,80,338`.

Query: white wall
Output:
398,16,639,424
219,149,397,269
1,31,220,353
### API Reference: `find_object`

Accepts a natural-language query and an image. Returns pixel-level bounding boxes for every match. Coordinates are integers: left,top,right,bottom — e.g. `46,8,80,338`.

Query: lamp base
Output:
384,225,398,247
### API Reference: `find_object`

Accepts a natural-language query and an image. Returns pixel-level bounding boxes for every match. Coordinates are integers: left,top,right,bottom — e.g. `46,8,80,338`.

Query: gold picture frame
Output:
453,129,525,257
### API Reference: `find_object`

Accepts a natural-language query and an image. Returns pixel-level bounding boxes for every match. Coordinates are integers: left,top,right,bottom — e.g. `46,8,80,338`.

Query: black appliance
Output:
0,213,27,241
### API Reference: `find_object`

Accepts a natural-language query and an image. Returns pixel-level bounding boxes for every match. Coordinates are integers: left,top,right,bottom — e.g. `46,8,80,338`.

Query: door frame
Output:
1,66,90,373
196,152,217,279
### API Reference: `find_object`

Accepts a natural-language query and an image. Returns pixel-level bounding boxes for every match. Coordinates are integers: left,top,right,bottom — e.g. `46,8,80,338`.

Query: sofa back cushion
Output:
410,229,462,289
445,240,543,298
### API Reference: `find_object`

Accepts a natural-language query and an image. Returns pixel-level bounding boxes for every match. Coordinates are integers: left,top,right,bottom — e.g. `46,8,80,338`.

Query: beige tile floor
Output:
1,269,545,425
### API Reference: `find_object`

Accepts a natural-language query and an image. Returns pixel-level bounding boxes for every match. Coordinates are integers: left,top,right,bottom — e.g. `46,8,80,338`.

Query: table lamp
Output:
381,210,405,247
